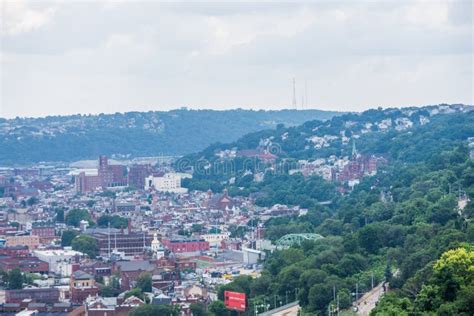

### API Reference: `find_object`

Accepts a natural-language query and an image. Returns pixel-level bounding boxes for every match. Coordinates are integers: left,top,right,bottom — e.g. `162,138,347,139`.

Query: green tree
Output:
8,268,23,289
128,304,179,316
61,230,79,247
0,269,8,287
55,208,65,222
125,288,145,301
337,289,352,309
136,272,152,293
110,275,121,289
97,215,128,229
71,235,99,258
65,209,93,227
308,283,332,312
99,285,120,297
208,300,228,316
357,224,384,254
27,197,38,206
189,302,210,316
191,224,203,233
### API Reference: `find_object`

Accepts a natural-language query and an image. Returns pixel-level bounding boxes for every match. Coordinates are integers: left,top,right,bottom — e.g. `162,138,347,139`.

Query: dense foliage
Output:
97,215,129,229
208,111,474,315
371,246,474,315
71,235,99,258
128,304,180,316
61,230,79,247
65,209,94,227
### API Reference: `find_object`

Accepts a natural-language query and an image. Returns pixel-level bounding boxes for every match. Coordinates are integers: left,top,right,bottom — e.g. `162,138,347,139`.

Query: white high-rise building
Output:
145,173,188,193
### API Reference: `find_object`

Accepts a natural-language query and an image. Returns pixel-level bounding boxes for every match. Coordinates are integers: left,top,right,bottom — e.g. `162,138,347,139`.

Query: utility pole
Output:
371,271,374,289
337,294,340,316
356,282,359,301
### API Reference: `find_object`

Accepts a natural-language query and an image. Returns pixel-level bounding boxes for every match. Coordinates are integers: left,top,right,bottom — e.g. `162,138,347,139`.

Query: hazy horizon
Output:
1,0,472,118
3,103,473,120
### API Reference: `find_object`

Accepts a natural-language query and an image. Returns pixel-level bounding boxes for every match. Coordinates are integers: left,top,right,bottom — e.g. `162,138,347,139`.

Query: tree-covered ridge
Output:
179,104,470,163
221,145,474,315
0,109,340,165
211,114,474,315
180,107,473,196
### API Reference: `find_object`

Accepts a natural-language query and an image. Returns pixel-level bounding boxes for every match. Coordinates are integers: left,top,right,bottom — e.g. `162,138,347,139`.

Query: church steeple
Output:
352,138,358,159
151,232,164,259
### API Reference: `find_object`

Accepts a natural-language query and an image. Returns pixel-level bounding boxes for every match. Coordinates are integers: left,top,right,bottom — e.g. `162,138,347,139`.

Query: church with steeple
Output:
332,138,386,186
151,232,165,259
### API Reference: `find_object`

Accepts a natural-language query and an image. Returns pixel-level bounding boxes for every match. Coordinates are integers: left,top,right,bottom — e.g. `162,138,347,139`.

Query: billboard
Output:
224,290,246,312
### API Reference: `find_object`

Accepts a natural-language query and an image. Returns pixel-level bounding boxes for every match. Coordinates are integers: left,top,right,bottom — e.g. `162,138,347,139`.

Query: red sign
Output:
224,291,246,312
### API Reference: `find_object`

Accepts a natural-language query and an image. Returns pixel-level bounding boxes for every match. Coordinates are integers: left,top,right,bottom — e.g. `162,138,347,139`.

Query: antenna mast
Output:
305,79,308,109
292,78,297,110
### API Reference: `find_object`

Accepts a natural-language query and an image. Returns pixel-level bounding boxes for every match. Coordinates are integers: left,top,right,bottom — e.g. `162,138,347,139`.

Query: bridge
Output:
275,233,324,247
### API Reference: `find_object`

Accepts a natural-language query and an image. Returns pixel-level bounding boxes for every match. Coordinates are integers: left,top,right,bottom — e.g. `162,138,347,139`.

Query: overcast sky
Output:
0,0,472,118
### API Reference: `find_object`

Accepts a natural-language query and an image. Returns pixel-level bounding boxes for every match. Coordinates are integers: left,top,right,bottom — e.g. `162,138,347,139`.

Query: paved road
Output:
276,304,300,316
355,283,385,316
259,302,300,316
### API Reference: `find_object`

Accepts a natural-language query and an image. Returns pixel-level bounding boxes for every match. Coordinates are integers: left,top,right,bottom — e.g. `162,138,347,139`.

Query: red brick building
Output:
0,256,49,273
0,246,29,257
5,288,60,304
128,164,153,189
75,172,102,193
75,156,128,193
70,270,99,304
32,225,55,238
162,238,209,253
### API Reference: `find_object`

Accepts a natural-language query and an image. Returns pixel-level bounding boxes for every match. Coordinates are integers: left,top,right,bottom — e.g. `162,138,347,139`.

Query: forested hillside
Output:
191,107,474,315
179,104,472,193
0,108,339,165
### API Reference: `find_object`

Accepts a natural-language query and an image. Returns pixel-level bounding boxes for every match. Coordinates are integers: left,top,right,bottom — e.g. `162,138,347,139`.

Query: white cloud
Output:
403,0,449,29
1,0,57,36
204,6,318,55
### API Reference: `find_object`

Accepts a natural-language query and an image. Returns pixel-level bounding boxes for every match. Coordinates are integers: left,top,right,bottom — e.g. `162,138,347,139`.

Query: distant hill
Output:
176,104,473,192
180,104,473,161
0,109,340,165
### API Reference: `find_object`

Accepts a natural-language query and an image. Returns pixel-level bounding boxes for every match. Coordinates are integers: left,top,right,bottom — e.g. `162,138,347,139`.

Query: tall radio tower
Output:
305,79,308,109
292,78,297,110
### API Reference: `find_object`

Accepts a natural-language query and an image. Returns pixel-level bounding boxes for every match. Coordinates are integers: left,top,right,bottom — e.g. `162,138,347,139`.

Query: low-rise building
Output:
33,249,83,276
162,238,209,253
70,270,99,304
6,235,40,249
145,173,187,193
0,256,49,273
